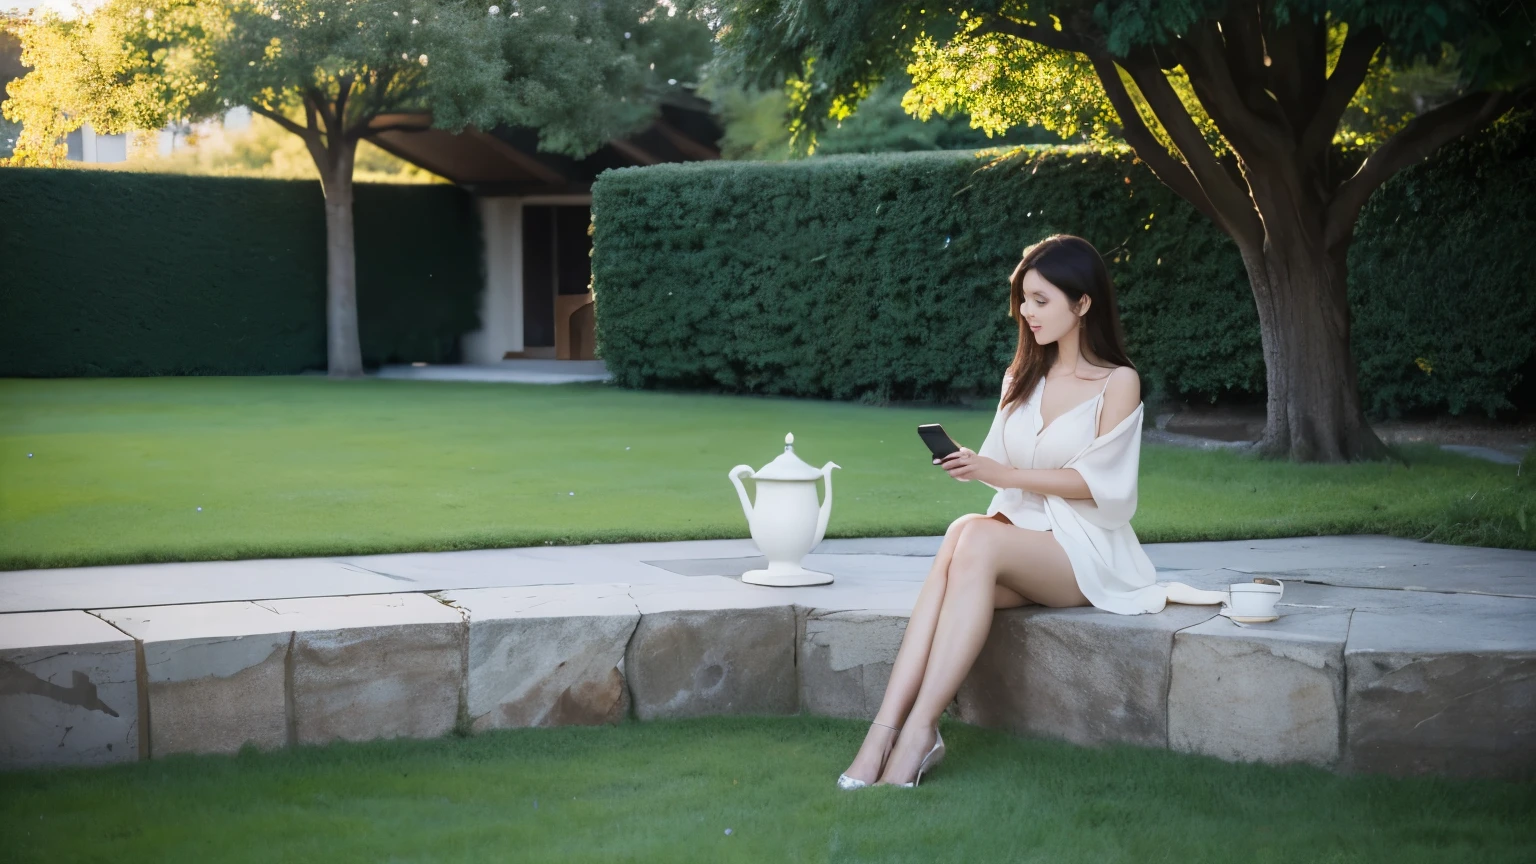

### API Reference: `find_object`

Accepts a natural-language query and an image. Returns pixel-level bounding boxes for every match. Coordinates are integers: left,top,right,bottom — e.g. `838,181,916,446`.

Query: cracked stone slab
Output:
1169,608,1351,767
642,557,769,578
0,611,139,767
95,602,291,757
626,576,792,615
627,573,919,616
436,585,639,730
0,558,401,614
957,604,1218,748
257,594,465,746
813,537,945,557
1145,536,1536,597
799,609,910,719
642,553,932,584
1341,592,1536,779
336,546,686,590
626,604,797,720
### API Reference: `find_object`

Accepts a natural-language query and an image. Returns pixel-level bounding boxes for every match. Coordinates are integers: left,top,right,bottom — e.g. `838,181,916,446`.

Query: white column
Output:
81,123,98,162
461,197,524,363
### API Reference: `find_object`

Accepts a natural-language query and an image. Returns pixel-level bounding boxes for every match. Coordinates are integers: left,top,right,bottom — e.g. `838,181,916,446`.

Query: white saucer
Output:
1219,608,1278,624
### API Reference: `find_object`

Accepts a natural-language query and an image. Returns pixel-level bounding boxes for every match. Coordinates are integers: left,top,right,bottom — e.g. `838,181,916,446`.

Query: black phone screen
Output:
917,424,961,460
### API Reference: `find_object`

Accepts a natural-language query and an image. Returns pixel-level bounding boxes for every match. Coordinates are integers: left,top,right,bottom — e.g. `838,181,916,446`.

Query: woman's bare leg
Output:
840,513,1026,783
877,519,1087,785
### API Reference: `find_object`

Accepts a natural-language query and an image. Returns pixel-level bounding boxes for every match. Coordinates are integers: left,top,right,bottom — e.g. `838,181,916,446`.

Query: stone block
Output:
957,604,1217,748
258,594,465,746
96,602,291,757
435,584,640,730
1168,609,1350,766
626,605,797,720
0,611,138,767
799,609,909,719
1343,594,1536,779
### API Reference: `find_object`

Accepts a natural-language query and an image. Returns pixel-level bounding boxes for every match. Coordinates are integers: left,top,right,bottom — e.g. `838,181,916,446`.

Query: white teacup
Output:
1225,577,1284,618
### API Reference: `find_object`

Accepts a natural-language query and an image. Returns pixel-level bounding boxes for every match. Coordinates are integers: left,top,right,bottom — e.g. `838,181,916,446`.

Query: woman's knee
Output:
945,512,989,540
948,521,1000,588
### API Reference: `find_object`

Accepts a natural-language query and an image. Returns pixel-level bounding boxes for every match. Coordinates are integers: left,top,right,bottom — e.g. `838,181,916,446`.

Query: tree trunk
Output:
320,143,363,379
1239,203,1390,462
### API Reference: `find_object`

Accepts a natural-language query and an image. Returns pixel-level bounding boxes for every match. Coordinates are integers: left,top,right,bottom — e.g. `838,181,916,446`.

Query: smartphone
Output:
917,424,961,461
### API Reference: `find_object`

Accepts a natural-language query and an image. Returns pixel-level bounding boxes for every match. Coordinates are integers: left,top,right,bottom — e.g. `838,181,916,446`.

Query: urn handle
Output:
811,462,842,549
728,464,756,524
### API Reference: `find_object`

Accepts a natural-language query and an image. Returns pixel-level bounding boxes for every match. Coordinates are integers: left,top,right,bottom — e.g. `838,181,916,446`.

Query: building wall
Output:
65,122,127,163
461,194,591,364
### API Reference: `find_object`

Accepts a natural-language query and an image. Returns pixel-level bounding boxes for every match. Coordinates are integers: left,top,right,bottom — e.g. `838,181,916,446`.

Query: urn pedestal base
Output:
742,566,834,587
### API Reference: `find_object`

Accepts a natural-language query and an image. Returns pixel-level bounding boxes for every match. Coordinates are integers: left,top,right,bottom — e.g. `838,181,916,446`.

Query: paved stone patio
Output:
372,359,611,384
2,535,1532,778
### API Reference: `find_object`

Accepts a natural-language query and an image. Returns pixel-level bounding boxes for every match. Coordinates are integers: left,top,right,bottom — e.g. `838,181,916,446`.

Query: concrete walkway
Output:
3,534,1531,613
372,360,610,384
3,535,1532,779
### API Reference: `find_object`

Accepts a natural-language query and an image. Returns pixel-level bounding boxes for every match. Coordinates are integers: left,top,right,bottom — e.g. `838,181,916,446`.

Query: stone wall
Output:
4,581,1532,781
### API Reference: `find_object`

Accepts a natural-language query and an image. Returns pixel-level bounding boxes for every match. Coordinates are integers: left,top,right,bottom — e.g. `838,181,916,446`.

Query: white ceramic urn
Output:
728,433,840,587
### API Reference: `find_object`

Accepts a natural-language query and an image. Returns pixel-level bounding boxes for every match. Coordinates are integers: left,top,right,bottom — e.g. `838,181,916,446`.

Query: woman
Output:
838,234,1225,789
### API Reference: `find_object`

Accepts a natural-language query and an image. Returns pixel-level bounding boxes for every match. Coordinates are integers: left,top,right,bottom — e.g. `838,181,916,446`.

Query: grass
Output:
2,716,1532,863
1,377,1532,570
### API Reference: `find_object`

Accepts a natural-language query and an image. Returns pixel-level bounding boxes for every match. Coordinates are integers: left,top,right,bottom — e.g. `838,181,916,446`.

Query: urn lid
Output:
751,433,825,481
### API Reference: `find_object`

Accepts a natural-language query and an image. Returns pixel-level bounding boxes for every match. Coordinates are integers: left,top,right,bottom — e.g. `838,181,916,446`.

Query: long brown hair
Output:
1001,235,1134,412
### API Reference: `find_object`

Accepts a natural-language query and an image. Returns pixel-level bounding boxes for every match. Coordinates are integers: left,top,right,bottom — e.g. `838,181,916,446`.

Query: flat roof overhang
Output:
367,98,722,196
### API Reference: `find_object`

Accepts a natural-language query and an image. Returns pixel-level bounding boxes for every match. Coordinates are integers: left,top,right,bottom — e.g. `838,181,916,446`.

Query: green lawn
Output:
1,377,1531,570
2,716,1531,863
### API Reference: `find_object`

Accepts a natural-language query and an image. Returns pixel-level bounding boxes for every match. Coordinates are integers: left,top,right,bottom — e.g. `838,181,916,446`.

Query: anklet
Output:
871,721,900,732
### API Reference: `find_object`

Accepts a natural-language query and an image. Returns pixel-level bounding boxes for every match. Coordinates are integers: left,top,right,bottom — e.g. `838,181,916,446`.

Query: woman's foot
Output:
838,721,899,788
876,722,941,786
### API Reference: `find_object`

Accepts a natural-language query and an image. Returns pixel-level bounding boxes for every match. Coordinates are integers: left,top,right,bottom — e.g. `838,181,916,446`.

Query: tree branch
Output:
1325,88,1521,249
1298,24,1382,164
362,121,433,137
1118,51,1264,248
1167,23,1288,160
333,74,354,142
979,14,1089,54
1215,3,1268,102
250,103,306,138
1086,53,1221,228
1263,10,1329,135
298,94,333,182
347,68,400,141
307,86,338,144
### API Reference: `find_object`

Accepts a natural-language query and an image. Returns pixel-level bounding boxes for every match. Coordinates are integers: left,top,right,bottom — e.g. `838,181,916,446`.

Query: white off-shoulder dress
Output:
975,372,1215,615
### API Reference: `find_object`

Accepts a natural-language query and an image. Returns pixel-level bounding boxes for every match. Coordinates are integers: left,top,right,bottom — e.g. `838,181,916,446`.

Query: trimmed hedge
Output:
591,111,1536,416
0,169,482,377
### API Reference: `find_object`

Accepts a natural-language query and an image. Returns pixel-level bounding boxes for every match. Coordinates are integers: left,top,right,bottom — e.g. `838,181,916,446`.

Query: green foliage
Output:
592,117,1536,416
0,168,481,376
708,75,1069,161
120,113,445,182
592,144,1258,405
1348,109,1536,417
713,1,1535,158
3,0,692,167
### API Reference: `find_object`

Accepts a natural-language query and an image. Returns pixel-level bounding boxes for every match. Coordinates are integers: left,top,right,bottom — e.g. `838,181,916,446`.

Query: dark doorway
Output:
523,205,592,348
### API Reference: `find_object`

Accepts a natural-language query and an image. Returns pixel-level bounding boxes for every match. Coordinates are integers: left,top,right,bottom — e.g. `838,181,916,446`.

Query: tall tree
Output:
715,0,1536,461
5,0,670,377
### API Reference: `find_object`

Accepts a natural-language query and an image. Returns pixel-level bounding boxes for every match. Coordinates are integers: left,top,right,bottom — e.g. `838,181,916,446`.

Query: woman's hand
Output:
936,447,1013,486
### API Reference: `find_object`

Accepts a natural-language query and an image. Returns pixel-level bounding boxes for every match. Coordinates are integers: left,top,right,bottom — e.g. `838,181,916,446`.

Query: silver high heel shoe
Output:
895,728,946,788
837,721,899,790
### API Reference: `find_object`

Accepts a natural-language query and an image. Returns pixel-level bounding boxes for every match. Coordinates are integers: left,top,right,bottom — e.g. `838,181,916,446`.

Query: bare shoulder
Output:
1097,366,1142,436
1104,365,1141,399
